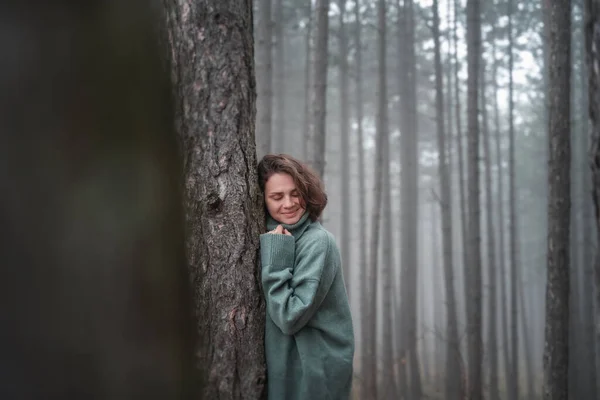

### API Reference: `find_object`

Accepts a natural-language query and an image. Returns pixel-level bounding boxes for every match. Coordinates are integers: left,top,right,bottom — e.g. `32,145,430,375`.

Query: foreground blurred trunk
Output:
0,1,196,397
164,0,267,398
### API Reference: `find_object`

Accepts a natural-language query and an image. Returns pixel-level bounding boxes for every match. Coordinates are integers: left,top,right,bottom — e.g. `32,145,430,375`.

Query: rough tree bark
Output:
0,1,195,397
164,1,267,398
543,0,571,397
256,0,273,158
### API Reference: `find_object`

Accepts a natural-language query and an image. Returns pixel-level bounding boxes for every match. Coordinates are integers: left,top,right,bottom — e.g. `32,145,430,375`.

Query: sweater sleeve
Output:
260,230,335,335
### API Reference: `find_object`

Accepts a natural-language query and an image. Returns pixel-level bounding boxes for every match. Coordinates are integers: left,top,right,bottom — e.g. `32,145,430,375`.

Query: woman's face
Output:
264,172,305,224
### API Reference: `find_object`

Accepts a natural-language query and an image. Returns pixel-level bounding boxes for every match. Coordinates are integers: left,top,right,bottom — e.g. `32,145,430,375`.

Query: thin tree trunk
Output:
338,0,351,298
396,4,408,395
256,0,273,158
306,0,330,177
584,0,600,397
399,0,422,397
543,0,571,397
274,0,285,153
431,203,446,391
481,57,499,400
380,2,396,393
507,0,519,396
433,0,461,396
302,0,313,160
453,0,470,345
365,0,387,396
579,3,598,396
518,276,535,399
466,0,483,396
568,7,582,396
165,1,267,398
491,13,511,391
354,0,370,397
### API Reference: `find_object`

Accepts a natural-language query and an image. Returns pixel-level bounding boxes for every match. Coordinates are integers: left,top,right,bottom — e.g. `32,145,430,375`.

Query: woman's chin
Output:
278,211,301,224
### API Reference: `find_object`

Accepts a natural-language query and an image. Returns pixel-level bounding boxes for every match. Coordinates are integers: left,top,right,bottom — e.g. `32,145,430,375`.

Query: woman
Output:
257,154,354,400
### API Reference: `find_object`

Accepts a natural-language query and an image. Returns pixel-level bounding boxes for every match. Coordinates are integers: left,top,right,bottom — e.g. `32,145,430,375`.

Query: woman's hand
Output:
268,225,292,236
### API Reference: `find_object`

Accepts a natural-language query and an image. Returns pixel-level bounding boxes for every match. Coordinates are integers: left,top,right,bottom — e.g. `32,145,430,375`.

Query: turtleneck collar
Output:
266,211,312,240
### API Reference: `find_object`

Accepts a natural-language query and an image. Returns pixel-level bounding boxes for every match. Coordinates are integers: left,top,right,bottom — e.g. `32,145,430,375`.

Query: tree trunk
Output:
454,0,470,345
307,0,330,177
507,0,519,396
481,57,499,400
165,1,267,398
466,0,483,396
585,0,600,396
365,0,387,396
354,1,370,397
396,5,408,396
518,276,535,399
302,0,313,160
543,0,571,397
569,6,582,396
430,203,446,391
274,0,286,153
578,3,598,397
0,2,196,397
338,0,351,298
380,1,397,390
433,0,461,396
256,0,273,158
398,1,422,398
491,11,511,391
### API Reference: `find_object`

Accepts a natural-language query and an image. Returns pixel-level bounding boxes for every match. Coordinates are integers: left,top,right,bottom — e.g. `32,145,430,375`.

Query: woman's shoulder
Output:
301,221,338,248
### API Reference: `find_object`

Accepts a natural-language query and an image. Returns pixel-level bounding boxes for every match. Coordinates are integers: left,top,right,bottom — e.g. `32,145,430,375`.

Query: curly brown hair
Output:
258,154,328,221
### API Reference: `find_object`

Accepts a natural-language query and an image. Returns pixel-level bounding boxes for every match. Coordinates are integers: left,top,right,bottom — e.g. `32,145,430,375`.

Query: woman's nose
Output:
283,196,293,208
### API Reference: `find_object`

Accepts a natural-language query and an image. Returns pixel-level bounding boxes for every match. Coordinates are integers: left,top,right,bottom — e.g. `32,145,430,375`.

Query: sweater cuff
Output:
260,233,295,268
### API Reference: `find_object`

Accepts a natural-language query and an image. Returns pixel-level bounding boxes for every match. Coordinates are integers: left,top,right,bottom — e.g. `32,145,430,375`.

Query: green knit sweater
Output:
260,212,354,400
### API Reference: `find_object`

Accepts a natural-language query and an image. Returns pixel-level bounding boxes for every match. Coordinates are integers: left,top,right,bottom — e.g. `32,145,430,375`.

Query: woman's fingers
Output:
269,225,284,234
267,225,293,236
